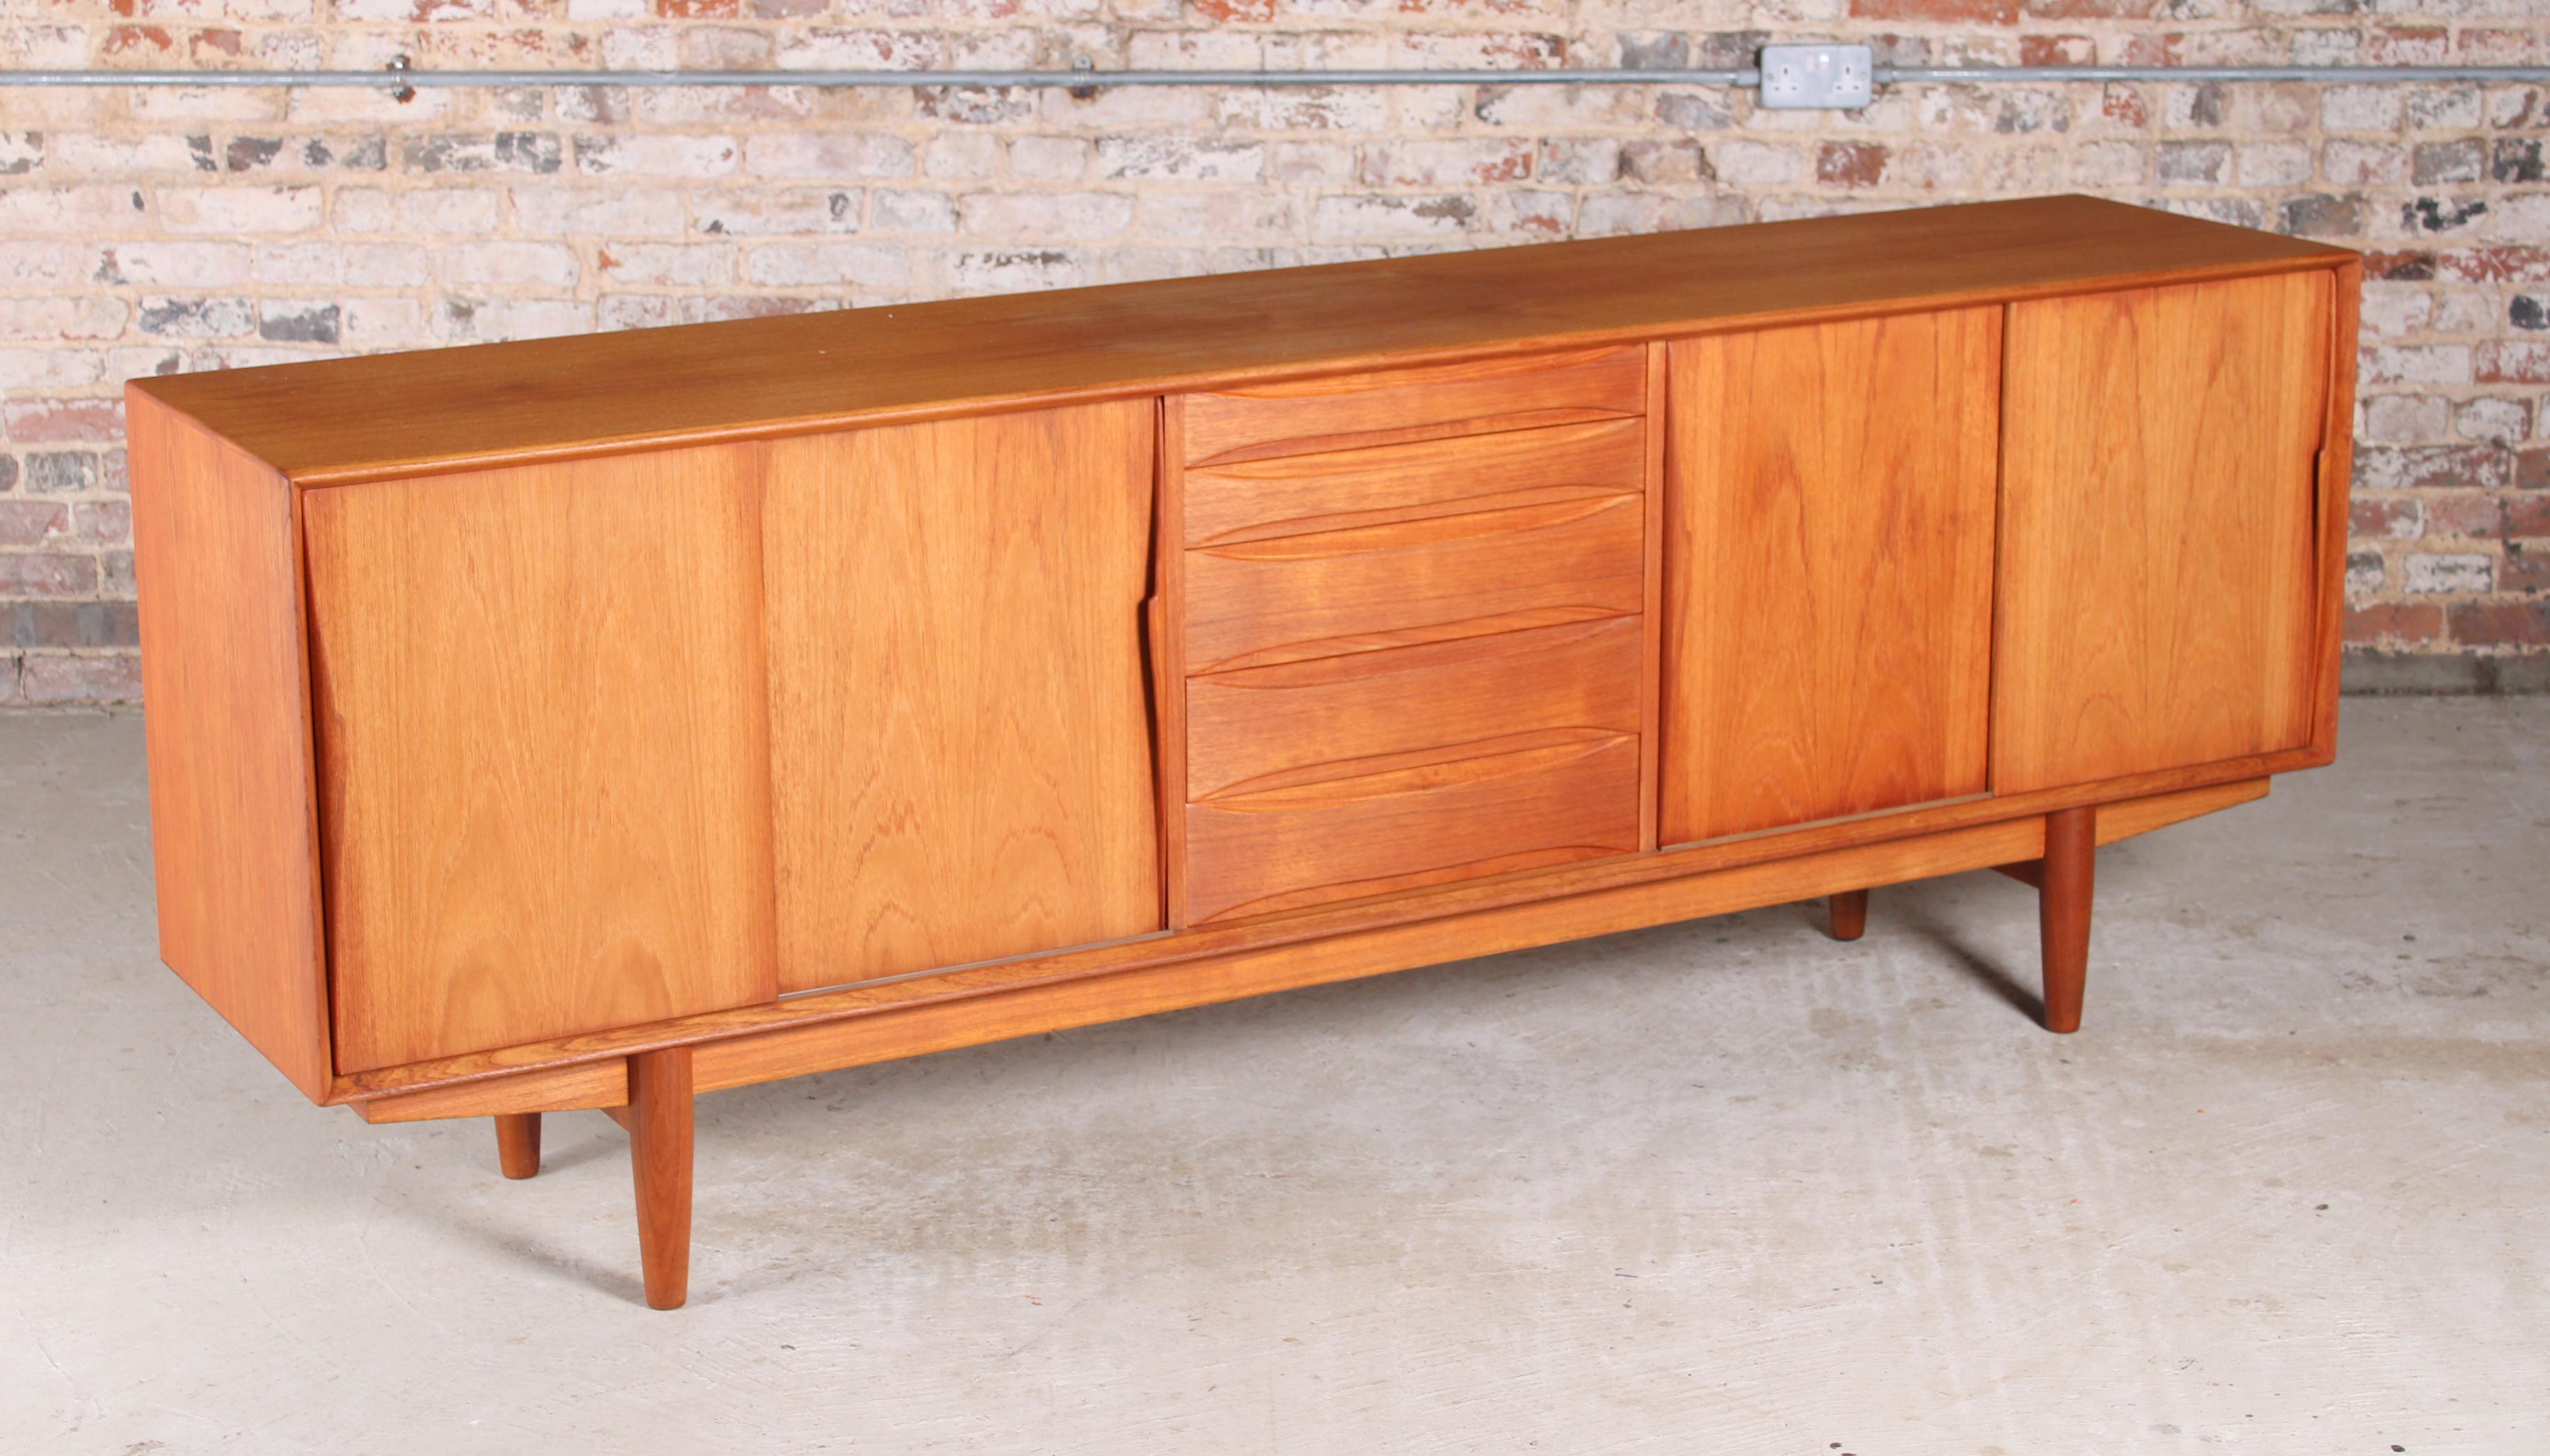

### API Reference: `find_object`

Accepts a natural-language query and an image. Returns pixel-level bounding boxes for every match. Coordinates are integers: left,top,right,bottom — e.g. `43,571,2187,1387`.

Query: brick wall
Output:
3,1,2546,704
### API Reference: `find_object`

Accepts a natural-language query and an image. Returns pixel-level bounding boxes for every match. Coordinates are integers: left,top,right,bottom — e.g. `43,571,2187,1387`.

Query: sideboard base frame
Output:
339,763,2287,1119
365,784,2257,1309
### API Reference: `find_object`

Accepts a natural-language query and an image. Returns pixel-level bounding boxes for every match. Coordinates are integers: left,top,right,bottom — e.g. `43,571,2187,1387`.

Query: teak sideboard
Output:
129,195,2359,1309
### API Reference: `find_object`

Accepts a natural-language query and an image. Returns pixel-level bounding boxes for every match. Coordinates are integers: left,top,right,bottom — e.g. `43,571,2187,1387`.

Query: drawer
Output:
1184,730,1642,923
1186,615,1643,801
1184,417,1646,549
1181,345,1647,468
1184,490,1645,674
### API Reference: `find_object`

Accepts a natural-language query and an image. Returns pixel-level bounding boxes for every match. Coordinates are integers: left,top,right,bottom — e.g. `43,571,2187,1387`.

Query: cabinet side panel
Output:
307,447,778,1074
1659,308,2001,844
764,401,1163,993
127,390,332,1102
1993,272,2331,795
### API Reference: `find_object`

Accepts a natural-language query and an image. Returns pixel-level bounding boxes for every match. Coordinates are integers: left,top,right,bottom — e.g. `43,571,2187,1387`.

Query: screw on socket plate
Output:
1757,44,1874,110
1068,54,1098,101
385,54,415,104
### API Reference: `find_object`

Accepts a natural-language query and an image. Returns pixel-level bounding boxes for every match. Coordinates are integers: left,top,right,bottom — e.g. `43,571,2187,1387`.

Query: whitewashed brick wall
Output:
3,1,2547,702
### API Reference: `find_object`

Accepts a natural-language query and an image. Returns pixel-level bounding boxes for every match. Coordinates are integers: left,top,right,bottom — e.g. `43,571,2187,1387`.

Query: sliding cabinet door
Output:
305,446,779,1073
1660,308,2001,844
1993,271,2333,793
762,403,1163,991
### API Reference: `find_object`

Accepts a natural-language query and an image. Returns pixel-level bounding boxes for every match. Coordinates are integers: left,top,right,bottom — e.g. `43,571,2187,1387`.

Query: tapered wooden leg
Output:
628,1047,695,1311
1827,889,1869,941
2038,806,2096,1035
494,1112,542,1179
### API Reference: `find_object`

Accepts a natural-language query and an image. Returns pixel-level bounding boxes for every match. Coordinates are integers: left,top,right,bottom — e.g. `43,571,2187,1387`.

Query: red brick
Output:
2368,27,2450,67
18,651,143,706
2027,0,2154,15
2120,34,2184,65
1818,142,1889,188
102,24,175,54
2457,29,2533,63
2,400,123,443
1618,140,1711,186
6,601,137,650
2476,341,2550,384
1189,0,1275,19
74,501,131,545
2428,494,2504,537
2504,496,2550,537
0,553,95,597
1359,140,1535,188
2447,601,2550,647
2503,547,2550,592
2021,35,2097,65
2355,446,2510,494
1399,32,1565,69
0,501,68,547
2344,603,2444,646
1852,0,2019,25
2442,248,2550,284
2362,251,2438,282
2350,497,2423,540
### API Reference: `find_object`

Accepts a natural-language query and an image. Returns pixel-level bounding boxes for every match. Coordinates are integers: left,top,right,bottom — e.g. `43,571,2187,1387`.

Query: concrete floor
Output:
1,702,2543,1454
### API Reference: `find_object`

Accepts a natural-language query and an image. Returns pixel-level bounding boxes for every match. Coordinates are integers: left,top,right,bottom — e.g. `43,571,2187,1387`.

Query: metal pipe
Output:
0,66,1756,89
0,64,2542,90
1884,65,2550,83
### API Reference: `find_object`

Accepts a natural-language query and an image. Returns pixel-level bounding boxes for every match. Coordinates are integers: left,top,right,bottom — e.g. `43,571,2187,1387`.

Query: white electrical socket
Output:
1758,44,1875,110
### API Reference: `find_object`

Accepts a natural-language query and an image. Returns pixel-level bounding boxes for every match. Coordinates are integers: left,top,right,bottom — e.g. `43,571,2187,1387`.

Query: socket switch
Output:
1758,44,1875,110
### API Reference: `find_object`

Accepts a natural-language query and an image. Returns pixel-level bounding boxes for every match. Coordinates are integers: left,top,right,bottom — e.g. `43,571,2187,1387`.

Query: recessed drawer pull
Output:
1197,481,1635,552
1197,616,1628,690
1184,731,1643,923
1182,345,1647,467
1186,416,1645,548
1184,615,1645,804
1189,605,1628,679
1201,727,1629,807
1184,492,1644,676
1195,492,1636,563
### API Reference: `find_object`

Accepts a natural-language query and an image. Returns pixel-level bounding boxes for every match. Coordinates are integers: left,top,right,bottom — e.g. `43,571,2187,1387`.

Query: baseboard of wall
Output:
2343,649,2550,695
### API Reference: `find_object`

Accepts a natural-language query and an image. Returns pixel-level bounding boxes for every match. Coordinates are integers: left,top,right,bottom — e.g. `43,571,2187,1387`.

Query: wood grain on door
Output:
1993,272,2332,793
762,403,1164,992
304,446,780,1072
1661,308,2002,843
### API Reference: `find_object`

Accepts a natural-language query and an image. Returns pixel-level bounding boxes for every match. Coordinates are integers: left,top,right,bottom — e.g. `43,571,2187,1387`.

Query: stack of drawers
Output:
1167,346,1659,924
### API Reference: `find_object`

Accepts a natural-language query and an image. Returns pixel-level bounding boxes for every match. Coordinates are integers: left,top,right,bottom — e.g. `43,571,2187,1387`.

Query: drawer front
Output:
1184,490,1645,674
1184,731,1643,923
1185,416,1645,549
1181,345,1646,467
1186,616,1643,801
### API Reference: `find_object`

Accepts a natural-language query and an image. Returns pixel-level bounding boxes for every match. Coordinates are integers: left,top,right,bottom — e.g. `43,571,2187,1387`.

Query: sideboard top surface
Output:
133,193,2350,488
